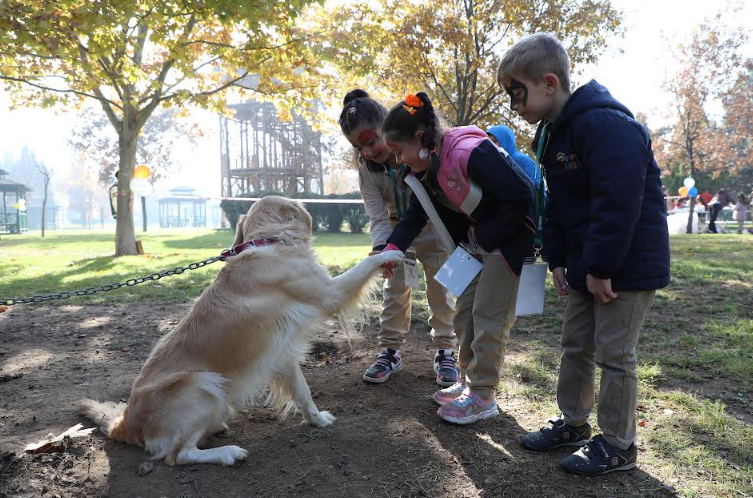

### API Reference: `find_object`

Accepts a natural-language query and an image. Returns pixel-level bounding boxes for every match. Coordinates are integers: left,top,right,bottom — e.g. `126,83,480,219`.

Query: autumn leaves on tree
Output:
0,1,323,254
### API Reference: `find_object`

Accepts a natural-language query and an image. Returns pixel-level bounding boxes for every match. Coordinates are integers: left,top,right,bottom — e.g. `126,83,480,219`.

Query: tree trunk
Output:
141,195,147,232
40,176,48,238
686,161,696,234
115,129,138,255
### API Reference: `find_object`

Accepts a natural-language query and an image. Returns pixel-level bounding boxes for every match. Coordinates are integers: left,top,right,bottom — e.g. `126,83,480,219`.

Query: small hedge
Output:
220,191,369,234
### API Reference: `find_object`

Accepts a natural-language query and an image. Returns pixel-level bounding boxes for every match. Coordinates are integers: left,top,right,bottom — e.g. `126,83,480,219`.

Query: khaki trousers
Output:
453,254,519,399
379,225,457,350
557,289,655,450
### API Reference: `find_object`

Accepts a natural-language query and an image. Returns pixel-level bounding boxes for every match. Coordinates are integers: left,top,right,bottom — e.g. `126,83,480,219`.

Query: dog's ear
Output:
233,215,246,246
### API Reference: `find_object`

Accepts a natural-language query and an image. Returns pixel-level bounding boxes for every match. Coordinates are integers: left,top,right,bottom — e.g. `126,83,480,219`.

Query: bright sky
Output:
0,0,750,198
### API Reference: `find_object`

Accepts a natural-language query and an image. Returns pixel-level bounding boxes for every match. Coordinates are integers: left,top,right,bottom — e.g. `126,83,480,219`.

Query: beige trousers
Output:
453,254,519,399
557,289,655,450
379,225,457,350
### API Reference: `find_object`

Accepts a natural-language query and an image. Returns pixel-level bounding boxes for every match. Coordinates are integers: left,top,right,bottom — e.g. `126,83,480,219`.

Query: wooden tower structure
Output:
219,101,323,197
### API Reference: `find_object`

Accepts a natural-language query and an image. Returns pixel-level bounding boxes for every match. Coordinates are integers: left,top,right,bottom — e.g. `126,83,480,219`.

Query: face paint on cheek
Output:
504,78,528,111
357,130,377,146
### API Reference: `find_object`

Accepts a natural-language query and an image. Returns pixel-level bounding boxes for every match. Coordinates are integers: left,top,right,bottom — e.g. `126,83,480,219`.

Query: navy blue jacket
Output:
534,80,670,292
387,136,535,276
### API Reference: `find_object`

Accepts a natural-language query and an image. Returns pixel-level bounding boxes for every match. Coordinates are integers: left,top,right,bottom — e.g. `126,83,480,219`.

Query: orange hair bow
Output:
402,94,423,115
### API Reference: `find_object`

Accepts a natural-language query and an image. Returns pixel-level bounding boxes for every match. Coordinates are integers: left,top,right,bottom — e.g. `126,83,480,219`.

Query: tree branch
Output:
0,75,122,110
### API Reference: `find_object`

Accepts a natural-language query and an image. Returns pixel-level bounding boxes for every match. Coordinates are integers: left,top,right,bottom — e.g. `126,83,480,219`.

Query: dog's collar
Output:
220,238,276,259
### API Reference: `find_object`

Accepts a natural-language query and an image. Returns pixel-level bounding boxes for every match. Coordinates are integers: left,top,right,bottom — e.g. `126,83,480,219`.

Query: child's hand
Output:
369,243,400,278
586,274,618,304
552,267,569,296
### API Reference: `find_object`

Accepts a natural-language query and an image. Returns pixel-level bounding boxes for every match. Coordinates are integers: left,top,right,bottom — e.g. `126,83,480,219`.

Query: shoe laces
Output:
437,355,456,370
540,417,564,433
583,435,611,460
374,353,396,369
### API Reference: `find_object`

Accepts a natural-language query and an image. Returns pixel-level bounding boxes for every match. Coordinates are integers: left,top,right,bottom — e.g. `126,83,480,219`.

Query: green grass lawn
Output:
0,229,372,304
1,229,752,497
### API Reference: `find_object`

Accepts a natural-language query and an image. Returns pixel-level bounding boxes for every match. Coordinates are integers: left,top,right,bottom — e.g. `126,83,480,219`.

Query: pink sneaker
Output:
432,379,467,406
437,389,499,425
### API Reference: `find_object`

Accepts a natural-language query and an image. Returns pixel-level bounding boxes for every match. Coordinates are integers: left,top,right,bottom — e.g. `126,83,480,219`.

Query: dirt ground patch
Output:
0,303,714,497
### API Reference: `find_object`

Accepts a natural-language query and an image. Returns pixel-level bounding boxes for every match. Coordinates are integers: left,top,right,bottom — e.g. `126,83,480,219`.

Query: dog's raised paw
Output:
217,445,248,466
310,410,336,427
381,251,405,265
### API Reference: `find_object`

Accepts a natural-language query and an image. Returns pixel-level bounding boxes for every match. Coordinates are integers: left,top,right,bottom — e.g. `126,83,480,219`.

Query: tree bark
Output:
40,175,48,237
141,195,147,232
115,128,138,255
686,138,696,234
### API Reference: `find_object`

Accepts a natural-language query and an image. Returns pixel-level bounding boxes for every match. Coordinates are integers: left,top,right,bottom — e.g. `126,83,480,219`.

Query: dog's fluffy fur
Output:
78,196,403,466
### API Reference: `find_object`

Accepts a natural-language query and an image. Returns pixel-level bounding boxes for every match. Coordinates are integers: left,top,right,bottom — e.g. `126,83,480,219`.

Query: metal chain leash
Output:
0,255,226,306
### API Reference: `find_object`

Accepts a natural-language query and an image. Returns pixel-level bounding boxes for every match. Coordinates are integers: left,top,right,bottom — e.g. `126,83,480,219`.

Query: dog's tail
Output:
76,398,127,435
266,377,298,420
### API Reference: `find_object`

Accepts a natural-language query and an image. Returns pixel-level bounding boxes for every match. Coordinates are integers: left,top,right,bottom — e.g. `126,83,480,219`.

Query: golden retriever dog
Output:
78,196,404,466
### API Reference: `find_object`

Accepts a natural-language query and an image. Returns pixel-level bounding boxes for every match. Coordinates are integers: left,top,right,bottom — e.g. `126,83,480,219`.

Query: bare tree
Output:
34,161,53,237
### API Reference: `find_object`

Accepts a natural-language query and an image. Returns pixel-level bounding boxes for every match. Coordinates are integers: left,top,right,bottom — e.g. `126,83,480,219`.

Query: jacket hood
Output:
440,126,489,165
554,80,633,131
486,125,517,154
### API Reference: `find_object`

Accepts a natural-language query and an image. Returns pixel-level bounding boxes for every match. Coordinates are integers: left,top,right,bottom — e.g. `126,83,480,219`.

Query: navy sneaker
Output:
434,349,459,387
363,348,402,384
520,417,592,451
560,435,637,476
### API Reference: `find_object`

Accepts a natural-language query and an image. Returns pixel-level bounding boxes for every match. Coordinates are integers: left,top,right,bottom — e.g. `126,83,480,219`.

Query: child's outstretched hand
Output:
369,243,401,278
552,267,569,296
587,274,618,304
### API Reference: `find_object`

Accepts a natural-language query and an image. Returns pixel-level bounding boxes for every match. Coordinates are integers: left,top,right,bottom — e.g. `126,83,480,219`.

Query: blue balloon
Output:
688,187,698,197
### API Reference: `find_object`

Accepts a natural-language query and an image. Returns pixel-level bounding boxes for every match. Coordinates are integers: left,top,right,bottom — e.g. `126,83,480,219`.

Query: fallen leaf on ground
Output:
24,424,95,454
0,372,23,383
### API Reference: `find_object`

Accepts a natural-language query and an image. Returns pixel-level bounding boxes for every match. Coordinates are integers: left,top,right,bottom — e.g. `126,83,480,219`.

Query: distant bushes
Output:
220,191,369,234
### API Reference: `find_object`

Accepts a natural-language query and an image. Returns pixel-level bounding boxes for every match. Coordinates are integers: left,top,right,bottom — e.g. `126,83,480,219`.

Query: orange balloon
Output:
133,164,151,179
678,186,689,196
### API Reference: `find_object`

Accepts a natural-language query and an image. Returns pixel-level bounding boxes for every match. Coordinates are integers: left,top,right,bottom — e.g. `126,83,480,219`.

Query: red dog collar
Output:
220,238,276,259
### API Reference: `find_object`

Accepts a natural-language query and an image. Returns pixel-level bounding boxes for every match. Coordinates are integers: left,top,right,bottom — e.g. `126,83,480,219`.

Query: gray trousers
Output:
558,289,655,450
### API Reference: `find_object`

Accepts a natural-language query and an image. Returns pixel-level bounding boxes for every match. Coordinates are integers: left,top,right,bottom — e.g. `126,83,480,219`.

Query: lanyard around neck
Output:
533,122,550,252
388,164,408,219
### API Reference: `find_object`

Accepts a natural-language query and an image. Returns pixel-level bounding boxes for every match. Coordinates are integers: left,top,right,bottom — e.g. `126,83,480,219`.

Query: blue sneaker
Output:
363,348,402,384
560,435,637,476
521,417,592,451
434,349,459,387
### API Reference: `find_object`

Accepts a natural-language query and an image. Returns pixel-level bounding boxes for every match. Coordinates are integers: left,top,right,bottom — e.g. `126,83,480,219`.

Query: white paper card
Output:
433,246,483,297
515,261,547,316
404,248,420,289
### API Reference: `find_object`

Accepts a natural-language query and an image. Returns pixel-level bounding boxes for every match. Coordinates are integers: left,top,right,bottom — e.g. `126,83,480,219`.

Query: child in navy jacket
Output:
497,32,670,476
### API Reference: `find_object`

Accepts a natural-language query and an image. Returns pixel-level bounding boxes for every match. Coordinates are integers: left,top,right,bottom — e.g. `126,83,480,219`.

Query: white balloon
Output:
130,177,152,197
683,177,695,189
139,182,153,197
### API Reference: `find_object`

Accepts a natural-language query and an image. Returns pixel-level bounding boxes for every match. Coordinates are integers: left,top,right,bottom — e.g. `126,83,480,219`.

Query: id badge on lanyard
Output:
433,246,483,297
515,257,547,316
515,121,550,316
403,247,420,289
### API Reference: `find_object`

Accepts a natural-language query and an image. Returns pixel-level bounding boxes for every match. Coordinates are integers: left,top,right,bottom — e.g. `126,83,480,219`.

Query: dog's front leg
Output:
281,361,336,427
322,251,405,315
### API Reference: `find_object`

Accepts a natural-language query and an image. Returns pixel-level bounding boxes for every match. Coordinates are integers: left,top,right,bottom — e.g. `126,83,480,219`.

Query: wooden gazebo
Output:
158,187,207,228
0,168,30,234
